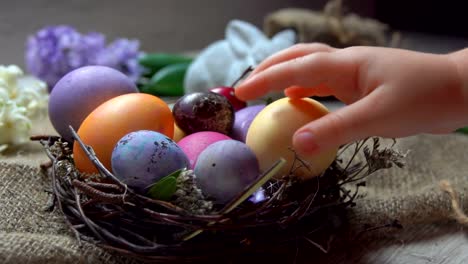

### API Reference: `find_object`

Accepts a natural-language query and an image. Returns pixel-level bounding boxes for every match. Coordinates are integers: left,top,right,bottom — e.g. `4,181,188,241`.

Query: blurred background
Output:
1,0,468,67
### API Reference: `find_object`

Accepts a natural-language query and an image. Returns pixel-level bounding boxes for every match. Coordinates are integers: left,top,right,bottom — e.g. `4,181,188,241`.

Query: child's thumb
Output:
292,100,375,156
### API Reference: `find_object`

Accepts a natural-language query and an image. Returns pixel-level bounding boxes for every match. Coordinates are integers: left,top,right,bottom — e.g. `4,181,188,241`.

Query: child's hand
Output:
235,43,468,156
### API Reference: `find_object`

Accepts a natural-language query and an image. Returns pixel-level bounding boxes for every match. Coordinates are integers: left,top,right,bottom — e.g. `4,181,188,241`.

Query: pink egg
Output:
177,131,231,169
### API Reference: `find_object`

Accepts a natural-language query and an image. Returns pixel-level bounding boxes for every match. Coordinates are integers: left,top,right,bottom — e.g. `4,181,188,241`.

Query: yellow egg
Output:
173,123,186,142
246,97,337,179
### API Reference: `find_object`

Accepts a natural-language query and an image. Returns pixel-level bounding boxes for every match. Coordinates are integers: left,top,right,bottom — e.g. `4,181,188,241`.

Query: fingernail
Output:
293,131,319,155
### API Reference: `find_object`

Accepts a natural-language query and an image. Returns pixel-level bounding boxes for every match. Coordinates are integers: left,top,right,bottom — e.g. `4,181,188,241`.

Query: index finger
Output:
235,51,357,101
249,43,336,77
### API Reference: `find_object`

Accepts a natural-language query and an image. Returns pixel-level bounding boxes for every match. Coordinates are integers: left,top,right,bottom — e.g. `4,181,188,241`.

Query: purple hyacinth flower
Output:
25,25,106,90
93,38,144,83
25,25,143,91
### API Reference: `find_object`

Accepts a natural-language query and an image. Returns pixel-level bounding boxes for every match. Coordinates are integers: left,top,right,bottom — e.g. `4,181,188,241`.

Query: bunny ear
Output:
271,29,297,46
226,20,268,57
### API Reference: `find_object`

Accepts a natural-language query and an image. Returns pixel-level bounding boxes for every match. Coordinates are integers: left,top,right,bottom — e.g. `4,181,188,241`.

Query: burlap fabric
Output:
1,119,467,263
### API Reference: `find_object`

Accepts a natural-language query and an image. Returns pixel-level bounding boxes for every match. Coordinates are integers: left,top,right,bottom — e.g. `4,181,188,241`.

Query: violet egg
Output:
49,65,138,142
194,140,260,204
172,92,235,135
177,131,231,169
231,104,265,142
111,130,189,194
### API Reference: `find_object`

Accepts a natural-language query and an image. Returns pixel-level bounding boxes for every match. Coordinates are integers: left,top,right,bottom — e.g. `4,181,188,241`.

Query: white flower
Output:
0,65,48,152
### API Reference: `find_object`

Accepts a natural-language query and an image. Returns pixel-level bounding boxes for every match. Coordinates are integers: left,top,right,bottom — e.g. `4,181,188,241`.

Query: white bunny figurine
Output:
184,20,296,99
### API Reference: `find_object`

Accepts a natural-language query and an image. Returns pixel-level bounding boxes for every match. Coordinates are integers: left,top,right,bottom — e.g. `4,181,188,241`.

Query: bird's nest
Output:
32,127,405,262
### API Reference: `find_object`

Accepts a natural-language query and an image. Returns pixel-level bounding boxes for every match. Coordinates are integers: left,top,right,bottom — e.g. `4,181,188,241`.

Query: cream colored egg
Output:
246,97,337,179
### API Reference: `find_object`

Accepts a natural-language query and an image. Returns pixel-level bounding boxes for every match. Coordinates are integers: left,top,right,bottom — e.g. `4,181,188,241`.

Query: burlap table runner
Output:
1,119,467,263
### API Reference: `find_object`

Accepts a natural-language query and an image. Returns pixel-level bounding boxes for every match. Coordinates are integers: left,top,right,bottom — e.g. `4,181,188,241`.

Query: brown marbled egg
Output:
172,92,235,135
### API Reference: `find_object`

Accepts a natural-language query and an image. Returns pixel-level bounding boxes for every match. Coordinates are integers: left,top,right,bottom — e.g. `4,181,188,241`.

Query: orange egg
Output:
73,93,174,174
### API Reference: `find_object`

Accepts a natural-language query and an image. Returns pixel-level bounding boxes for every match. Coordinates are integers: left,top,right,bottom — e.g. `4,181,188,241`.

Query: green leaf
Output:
148,170,180,201
455,126,468,134
139,53,193,77
147,177,177,201
165,168,184,179
147,176,177,201
146,168,184,200
140,62,190,96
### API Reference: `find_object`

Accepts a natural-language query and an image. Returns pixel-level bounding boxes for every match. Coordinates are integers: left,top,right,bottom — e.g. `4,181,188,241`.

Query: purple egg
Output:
194,140,260,204
231,105,265,142
111,130,189,194
49,65,138,142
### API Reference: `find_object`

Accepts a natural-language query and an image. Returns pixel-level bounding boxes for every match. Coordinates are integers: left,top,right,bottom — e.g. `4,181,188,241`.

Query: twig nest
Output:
33,134,406,262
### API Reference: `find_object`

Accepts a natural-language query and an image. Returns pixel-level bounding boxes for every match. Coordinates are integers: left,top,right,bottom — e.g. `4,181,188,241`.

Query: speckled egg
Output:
111,130,189,194
172,92,235,135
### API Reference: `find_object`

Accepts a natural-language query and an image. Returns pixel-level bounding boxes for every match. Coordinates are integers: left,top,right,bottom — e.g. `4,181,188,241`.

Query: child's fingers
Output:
249,43,336,77
284,84,334,99
292,91,381,156
235,51,356,101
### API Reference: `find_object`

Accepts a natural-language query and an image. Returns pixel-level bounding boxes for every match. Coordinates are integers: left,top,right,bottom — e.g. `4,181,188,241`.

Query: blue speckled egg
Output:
111,130,189,194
